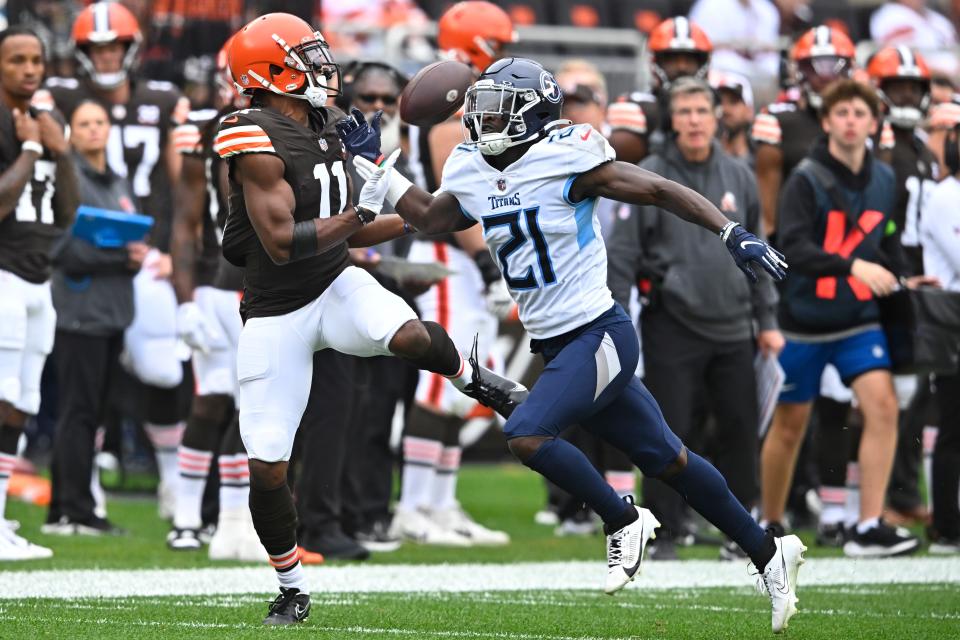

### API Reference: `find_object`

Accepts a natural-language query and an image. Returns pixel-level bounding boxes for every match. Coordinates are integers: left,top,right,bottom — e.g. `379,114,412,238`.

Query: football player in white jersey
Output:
354,58,803,633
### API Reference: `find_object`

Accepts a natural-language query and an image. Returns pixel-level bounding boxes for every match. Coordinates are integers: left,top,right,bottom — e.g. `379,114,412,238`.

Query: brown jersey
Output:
43,77,189,251
217,105,350,319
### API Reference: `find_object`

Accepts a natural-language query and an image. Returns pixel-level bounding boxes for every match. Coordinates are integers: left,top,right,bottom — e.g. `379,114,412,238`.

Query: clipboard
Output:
72,205,154,248
755,351,785,437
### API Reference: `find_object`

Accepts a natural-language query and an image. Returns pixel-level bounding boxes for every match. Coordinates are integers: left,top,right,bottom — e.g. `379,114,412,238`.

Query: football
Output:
399,60,474,127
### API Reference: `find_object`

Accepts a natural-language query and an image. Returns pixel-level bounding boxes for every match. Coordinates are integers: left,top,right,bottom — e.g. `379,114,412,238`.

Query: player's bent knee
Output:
239,423,293,466
388,319,431,359
656,446,688,480
507,435,549,463
248,458,288,490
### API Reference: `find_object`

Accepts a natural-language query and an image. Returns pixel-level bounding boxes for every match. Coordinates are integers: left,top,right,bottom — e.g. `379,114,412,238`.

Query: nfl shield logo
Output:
497,178,507,192
319,138,329,152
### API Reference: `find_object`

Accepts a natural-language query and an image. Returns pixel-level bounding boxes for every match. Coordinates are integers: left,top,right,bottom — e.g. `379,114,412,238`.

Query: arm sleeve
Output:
743,175,779,330
606,203,644,311
51,235,131,277
777,173,855,277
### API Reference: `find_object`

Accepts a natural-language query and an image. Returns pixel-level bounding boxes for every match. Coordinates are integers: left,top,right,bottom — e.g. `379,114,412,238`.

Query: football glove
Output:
177,301,221,355
356,149,401,218
336,107,383,163
721,222,788,283
484,278,515,320
353,153,414,208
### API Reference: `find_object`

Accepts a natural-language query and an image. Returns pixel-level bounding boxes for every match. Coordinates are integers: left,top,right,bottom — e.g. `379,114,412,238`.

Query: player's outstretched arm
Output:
571,160,787,282
352,154,473,234
235,153,364,265
569,160,729,232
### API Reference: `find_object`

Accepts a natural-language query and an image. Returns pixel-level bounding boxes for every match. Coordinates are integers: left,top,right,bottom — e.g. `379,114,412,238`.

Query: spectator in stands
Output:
761,80,932,557
920,122,960,555
607,78,781,559
709,70,755,166
870,0,958,76
46,100,146,537
690,0,780,79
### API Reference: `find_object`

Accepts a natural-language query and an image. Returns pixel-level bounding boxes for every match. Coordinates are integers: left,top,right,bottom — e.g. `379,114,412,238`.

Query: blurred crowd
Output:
0,0,959,565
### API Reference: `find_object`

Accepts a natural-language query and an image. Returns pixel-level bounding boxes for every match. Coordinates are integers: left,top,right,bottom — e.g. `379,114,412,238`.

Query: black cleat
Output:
463,336,528,418
815,522,848,548
263,587,310,625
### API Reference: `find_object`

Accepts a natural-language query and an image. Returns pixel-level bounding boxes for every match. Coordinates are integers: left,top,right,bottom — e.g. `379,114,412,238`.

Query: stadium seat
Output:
610,0,672,34
550,0,610,28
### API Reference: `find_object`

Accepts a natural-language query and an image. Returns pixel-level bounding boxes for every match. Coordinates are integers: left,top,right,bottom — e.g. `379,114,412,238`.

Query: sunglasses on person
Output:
356,93,398,105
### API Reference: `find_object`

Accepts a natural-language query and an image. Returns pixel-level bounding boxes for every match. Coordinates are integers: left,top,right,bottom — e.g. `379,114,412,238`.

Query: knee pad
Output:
0,301,26,350
14,388,41,416
239,416,295,463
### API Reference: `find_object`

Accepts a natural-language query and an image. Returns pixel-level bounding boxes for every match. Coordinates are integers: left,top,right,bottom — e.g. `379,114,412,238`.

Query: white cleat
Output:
0,523,53,560
389,507,472,547
429,505,510,546
208,508,267,562
604,505,659,595
756,534,807,633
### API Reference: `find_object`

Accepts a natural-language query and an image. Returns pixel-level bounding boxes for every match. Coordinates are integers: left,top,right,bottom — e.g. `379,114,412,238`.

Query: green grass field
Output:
2,464,958,639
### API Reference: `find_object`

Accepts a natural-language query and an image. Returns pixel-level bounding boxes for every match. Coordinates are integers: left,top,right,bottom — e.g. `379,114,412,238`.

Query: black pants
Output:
932,371,960,539
293,349,359,546
342,355,413,533
641,308,759,538
48,330,123,523
888,376,935,512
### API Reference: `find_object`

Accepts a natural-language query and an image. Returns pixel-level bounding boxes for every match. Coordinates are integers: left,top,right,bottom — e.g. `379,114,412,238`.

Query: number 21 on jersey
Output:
482,206,556,290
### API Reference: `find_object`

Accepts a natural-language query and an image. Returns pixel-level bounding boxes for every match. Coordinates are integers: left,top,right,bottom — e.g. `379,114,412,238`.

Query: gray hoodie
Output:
50,152,140,335
607,138,778,343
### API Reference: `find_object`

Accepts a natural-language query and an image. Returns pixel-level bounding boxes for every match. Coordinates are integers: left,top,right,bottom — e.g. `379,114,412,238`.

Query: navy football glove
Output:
336,107,383,163
721,222,788,283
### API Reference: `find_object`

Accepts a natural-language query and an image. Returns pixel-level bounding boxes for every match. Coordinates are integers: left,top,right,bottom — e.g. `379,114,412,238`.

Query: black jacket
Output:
51,153,140,335
607,138,778,343
776,136,904,334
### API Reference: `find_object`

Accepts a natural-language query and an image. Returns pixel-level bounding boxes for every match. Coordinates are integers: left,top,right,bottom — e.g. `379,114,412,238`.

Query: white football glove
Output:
356,149,401,217
353,150,413,208
484,278,515,320
177,302,220,355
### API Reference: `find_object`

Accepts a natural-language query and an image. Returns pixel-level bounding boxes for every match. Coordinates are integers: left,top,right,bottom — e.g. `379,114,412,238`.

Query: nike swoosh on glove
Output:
721,222,788,283
336,107,383,163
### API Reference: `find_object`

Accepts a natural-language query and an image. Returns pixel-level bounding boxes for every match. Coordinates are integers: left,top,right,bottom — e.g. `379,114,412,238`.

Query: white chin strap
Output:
888,106,923,129
303,85,328,109
91,70,128,90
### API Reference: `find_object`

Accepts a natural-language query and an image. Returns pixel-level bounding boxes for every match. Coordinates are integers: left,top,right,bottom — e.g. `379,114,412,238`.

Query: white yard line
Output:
0,558,958,600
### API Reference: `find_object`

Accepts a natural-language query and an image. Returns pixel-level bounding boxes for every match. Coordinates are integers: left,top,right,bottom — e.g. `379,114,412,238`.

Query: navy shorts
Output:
778,327,892,403
504,304,683,477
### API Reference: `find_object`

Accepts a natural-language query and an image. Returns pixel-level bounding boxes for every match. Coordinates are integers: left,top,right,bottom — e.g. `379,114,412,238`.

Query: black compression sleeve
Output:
289,220,318,262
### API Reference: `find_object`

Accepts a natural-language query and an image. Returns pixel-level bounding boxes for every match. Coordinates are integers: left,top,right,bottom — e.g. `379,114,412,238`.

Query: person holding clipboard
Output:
44,100,149,536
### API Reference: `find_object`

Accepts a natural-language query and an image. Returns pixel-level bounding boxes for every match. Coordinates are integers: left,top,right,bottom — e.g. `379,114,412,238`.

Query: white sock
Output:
844,462,861,528
270,546,309,593
219,453,250,512
432,446,461,510
145,422,186,488
818,485,847,526
856,517,880,534
0,452,14,520
923,426,938,511
174,446,212,529
91,465,107,519
445,354,474,391
605,470,636,500
399,436,442,512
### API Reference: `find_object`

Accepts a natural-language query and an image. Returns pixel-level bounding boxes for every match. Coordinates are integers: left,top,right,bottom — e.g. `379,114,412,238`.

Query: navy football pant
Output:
505,305,766,555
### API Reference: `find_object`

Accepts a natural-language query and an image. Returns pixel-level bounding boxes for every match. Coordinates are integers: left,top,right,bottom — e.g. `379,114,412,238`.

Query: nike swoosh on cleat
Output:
740,240,764,250
295,604,307,618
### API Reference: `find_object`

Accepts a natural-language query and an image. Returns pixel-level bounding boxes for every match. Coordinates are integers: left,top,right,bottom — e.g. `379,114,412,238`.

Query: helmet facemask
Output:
879,77,930,129
796,55,852,109
76,39,140,90
462,81,544,155
240,31,341,109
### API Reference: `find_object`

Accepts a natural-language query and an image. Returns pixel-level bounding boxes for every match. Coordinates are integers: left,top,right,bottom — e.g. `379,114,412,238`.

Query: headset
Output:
336,60,408,112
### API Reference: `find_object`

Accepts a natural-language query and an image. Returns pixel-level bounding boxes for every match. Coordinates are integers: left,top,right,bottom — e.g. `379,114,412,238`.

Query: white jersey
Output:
440,123,616,339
